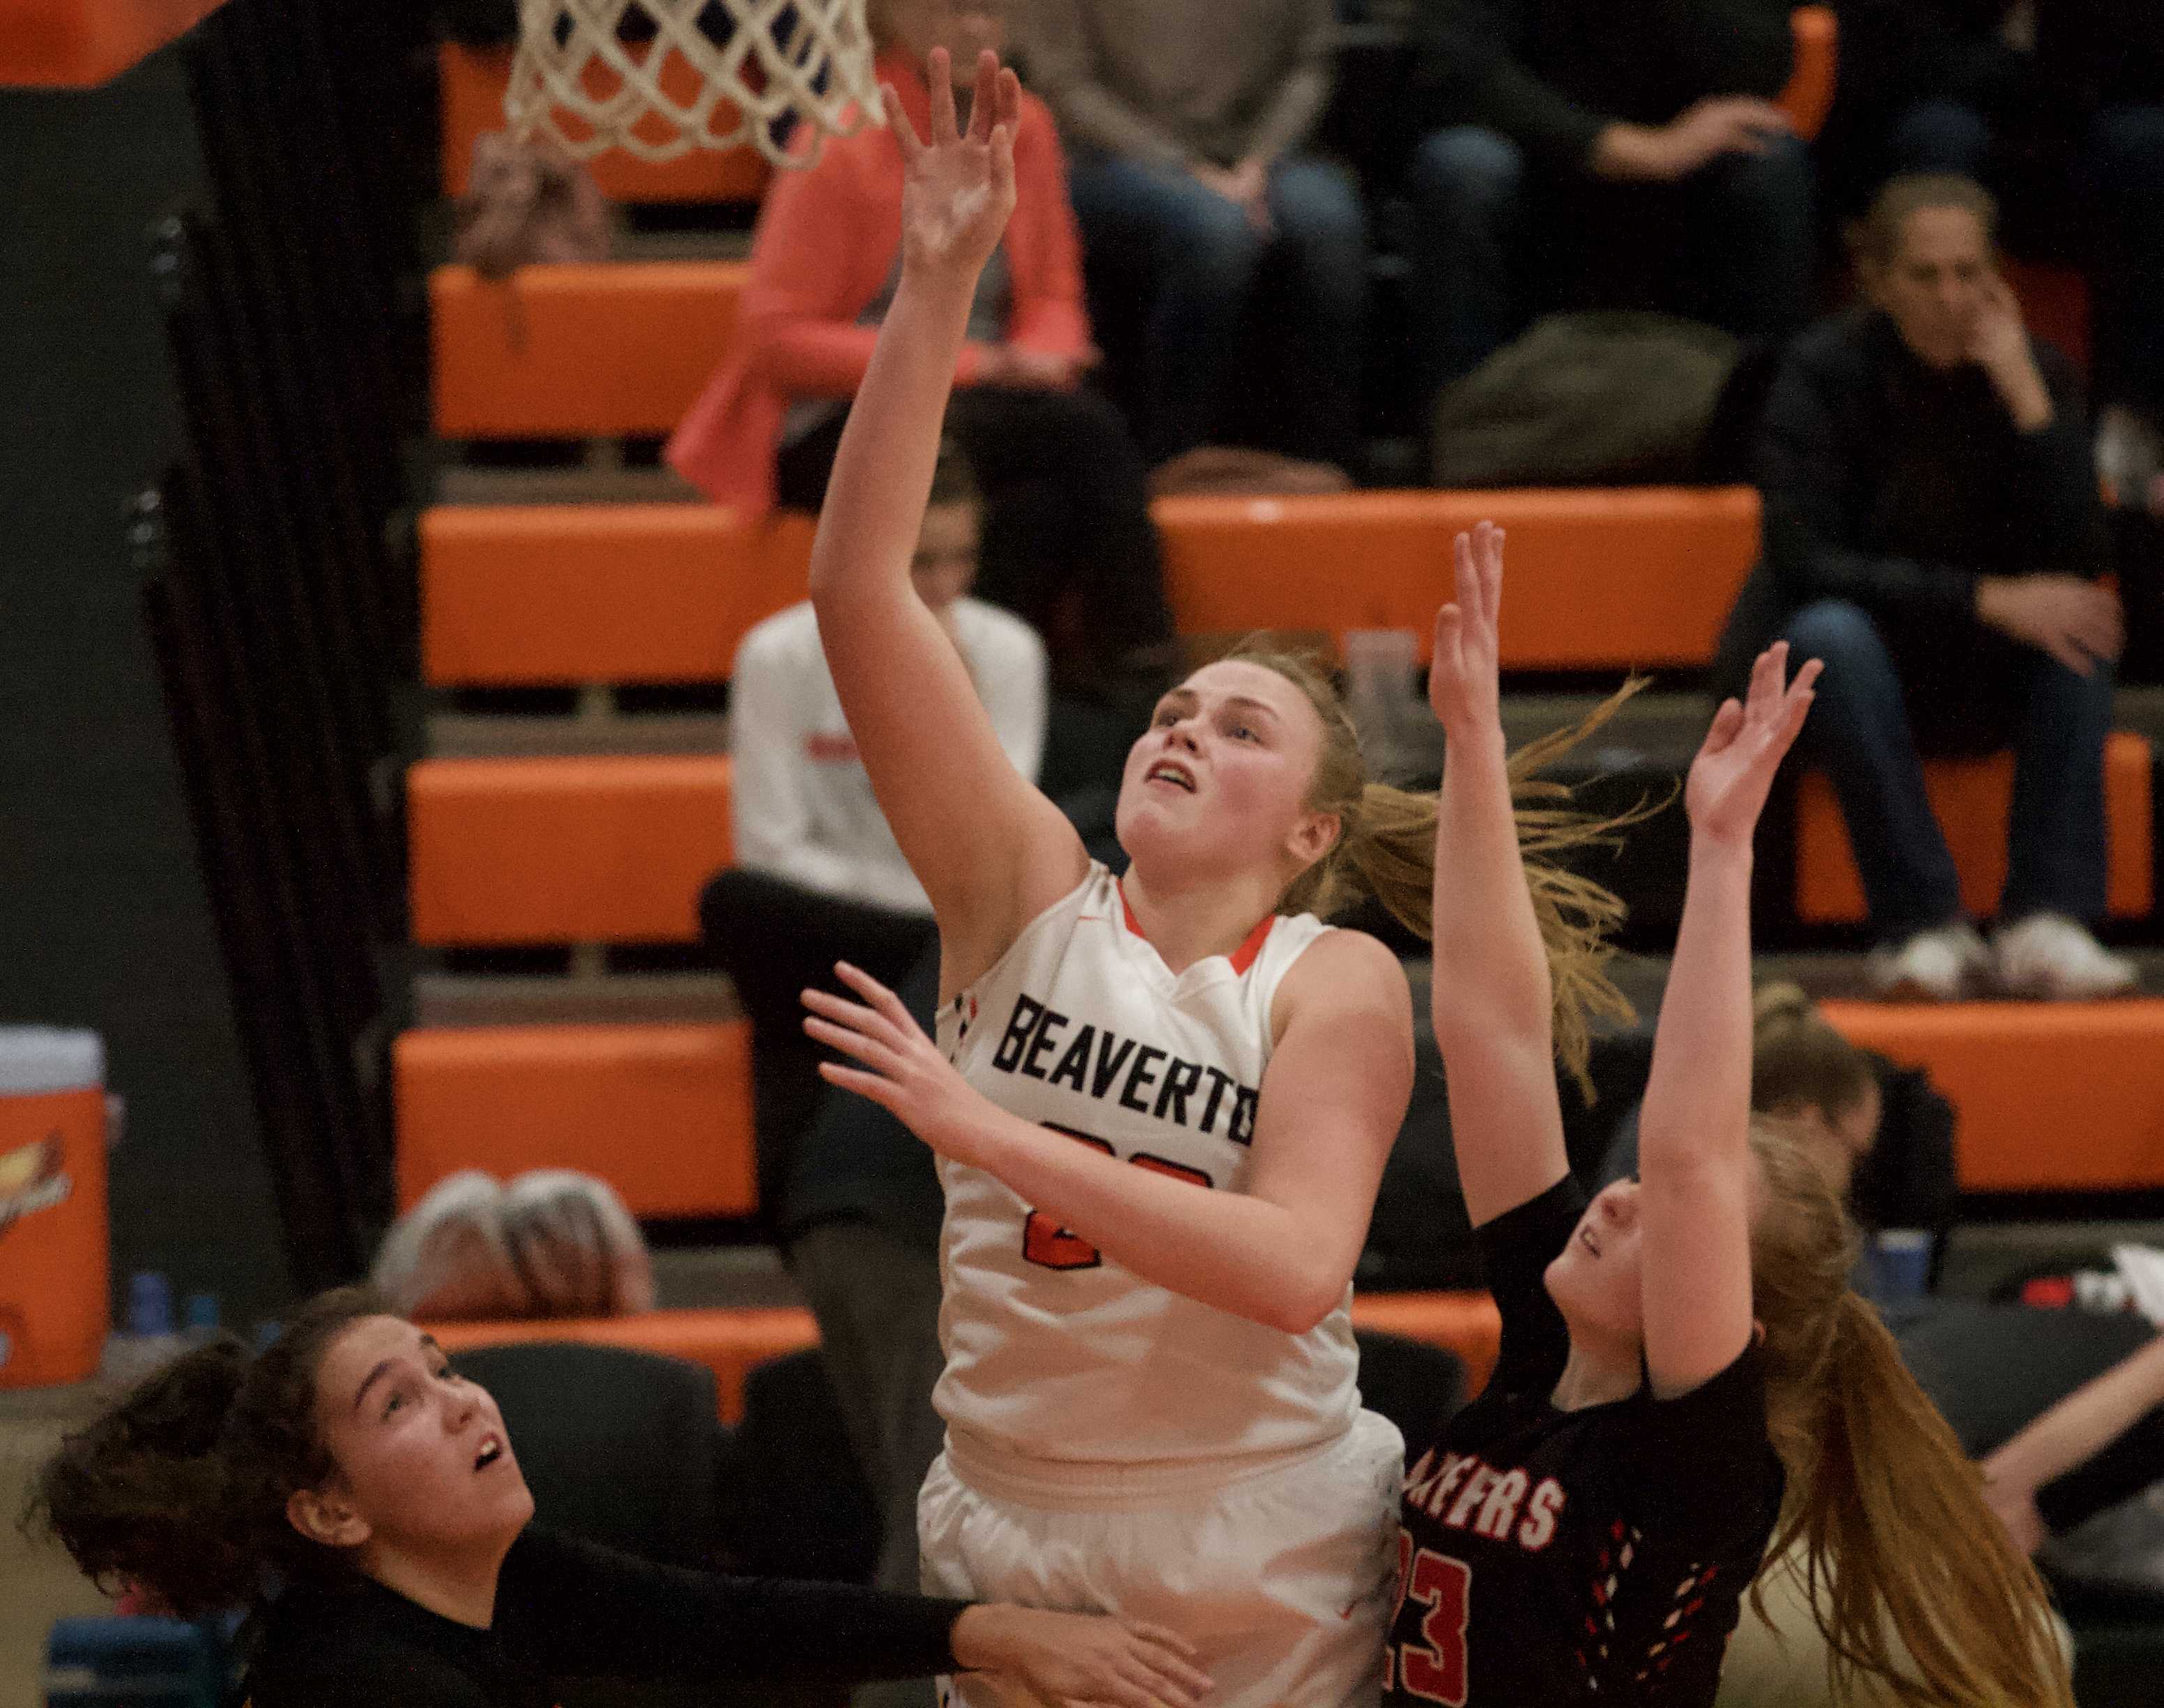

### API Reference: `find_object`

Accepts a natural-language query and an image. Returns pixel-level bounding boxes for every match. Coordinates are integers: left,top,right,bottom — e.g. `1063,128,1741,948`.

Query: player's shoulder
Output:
735,599,821,670
1275,925,1412,1024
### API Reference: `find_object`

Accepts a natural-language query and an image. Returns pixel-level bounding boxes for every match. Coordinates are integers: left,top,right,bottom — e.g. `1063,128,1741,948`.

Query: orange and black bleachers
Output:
401,0,2164,1466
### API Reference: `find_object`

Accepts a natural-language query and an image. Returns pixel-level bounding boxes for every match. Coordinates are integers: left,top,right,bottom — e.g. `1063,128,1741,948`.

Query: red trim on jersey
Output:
1116,881,1278,975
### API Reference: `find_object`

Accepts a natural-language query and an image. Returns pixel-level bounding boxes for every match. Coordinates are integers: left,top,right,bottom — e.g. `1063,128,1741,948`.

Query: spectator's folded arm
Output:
2013,345,2114,576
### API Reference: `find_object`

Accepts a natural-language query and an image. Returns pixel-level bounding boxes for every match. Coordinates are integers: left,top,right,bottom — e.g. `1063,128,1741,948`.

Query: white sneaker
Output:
1866,922,1993,1001
1993,913,2142,1001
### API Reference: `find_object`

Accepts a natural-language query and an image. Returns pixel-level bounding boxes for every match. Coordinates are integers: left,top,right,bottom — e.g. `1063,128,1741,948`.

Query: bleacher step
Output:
434,465,700,507
427,710,730,760
412,968,740,1030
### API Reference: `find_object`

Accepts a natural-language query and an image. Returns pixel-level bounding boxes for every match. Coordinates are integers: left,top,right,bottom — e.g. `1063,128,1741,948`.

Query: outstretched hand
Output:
889,47,1022,284
1685,641,1821,848
802,962,998,1164
950,1604,1214,1708
1428,521,1505,735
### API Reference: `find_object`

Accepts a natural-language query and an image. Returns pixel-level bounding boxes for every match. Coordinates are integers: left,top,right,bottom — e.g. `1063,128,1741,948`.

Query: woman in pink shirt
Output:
669,0,1171,700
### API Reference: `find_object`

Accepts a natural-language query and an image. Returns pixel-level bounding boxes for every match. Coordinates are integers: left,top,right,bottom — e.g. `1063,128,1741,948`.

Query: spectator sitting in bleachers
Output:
666,0,1172,702
1401,0,1813,410
1715,173,2137,1001
1842,3,2164,506
1594,982,1959,1293
1023,0,1368,474
700,443,1045,1215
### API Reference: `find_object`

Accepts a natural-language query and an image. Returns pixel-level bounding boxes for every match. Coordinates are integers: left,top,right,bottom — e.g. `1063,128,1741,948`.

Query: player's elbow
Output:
1260,1264,1348,1337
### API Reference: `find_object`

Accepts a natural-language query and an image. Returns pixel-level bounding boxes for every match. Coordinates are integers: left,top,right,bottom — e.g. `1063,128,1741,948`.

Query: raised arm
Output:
807,49,1087,989
1427,523,1572,1226
1638,644,1819,1398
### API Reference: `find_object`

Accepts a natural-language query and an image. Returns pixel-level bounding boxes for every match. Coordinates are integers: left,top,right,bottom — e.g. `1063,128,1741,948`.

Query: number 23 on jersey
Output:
1021,1124,1213,1270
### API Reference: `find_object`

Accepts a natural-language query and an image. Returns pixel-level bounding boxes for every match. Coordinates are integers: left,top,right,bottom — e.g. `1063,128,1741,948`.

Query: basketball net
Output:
507,0,882,168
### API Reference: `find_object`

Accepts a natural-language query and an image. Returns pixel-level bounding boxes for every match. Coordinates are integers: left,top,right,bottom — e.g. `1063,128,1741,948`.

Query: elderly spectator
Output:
1715,174,2135,1001
1402,0,1812,406
1024,0,1367,472
667,0,1172,698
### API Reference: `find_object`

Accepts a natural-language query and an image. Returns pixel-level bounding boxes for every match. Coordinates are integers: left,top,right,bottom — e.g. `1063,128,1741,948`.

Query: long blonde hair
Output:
1746,1124,2074,1708
1227,641,1649,1091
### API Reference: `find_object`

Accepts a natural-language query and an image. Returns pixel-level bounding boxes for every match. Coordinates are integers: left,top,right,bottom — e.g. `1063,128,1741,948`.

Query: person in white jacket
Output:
703,441,1046,1201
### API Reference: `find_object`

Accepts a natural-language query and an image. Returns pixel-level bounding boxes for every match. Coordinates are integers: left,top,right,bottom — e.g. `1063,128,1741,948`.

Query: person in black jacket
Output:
1593,982,1960,1294
1715,172,2137,1001
1401,0,1812,407
1847,2,2164,484
29,1287,1211,1708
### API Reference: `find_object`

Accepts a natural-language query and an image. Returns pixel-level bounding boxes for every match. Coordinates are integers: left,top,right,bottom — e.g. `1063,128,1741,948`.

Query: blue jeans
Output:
1065,152,1367,466
1781,598,2115,943
1402,125,1814,398
1892,98,2164,418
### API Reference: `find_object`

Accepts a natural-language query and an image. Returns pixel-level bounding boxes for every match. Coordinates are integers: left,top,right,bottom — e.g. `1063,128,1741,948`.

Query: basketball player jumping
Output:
796,47,1629,1707
1392,522,2074,1706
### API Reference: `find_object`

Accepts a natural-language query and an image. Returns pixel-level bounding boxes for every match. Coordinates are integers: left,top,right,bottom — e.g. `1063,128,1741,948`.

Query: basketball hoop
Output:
507,0,881,170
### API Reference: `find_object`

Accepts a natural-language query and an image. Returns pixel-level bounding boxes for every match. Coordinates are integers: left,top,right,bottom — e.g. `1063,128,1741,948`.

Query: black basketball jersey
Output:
1385,1178,1784,1707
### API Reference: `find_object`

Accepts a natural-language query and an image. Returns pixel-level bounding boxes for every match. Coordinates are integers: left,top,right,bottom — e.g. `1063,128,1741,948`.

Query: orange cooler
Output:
0,1030,107,1388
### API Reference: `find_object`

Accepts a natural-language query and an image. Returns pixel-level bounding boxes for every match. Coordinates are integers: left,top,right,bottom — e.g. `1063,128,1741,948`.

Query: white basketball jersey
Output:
932,862,1361,1464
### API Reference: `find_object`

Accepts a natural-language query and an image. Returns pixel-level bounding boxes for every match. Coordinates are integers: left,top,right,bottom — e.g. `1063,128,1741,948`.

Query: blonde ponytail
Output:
1228,637,1655,1092
1749,1129,2074,1708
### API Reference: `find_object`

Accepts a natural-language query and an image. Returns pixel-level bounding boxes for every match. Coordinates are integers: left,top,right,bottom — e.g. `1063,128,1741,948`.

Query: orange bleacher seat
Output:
1352,1291,1502,1400
417,489,1759,688
1157,488,1761,670
421,506,814,686
2,0,225,86
408,754,733,944
1775,8,1838,143
1796,732,2154,924
438,42,769,207
428,1306,818,1424
426,1294,1500,1424
395,1021,756,1219
430,261,745,440
1821,998,2164,1192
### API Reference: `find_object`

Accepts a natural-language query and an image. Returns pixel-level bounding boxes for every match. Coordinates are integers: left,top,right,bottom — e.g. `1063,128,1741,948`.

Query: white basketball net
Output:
507,0,882,168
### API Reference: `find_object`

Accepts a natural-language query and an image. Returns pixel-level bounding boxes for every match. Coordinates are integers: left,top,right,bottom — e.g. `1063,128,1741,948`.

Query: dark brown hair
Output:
27,1286,389,1617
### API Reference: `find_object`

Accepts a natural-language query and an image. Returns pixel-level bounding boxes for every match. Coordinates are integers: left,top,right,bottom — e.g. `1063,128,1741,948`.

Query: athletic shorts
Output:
920,1408,1404,1708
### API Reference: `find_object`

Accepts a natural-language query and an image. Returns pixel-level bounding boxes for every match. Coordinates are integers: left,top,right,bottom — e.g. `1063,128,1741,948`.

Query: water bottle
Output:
98,1271,189,1388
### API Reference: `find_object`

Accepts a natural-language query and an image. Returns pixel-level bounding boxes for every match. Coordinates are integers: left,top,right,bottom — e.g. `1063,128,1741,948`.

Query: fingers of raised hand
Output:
927,46,960,143
967,49,999,142
883,83,923,158
1479,521,1505,608
1744,640,1788,718
1701,696,1746,756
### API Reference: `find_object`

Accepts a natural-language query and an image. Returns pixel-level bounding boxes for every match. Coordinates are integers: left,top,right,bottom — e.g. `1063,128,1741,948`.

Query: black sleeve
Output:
1414,0,1607,172
1472,1174,1583,1397
496,1526,970,1687
1625,1343,1784,1555
1755,321,1985,629
2014,343,2113,579
248,1655,496,1708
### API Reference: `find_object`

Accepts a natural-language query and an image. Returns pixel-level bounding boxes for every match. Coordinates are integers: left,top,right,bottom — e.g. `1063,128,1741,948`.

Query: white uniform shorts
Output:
920,1408,1404,1708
